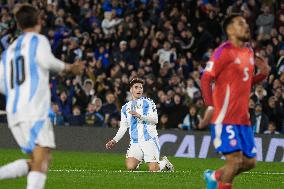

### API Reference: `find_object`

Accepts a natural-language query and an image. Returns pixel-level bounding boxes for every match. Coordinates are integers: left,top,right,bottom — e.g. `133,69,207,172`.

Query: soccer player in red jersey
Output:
199,15,270,189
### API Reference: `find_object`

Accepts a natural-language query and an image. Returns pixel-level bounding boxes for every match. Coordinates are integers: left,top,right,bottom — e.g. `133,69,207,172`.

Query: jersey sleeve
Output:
204,47,230,78
140,99,158,125
113,105,128,142
36,36,65,73
201,46,230,106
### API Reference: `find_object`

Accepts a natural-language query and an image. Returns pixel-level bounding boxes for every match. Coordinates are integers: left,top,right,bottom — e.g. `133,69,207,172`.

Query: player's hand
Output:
129,111,141,118
70,60,85,75
106,139,116,150
198,106,214,129
255,54,270,76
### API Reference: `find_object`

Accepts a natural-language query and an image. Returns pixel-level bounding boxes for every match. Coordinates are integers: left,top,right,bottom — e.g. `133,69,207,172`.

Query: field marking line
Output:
49,169,284,175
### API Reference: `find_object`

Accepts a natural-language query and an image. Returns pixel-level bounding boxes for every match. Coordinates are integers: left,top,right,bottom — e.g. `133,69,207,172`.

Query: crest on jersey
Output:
234,57,241,64
205,61,214,72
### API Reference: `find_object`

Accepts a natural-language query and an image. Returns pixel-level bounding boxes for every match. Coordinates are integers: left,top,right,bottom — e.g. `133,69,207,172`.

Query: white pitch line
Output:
49,169,284,175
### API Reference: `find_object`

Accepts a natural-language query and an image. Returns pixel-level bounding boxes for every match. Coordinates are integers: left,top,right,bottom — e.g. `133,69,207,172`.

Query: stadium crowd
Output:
0,0,283,134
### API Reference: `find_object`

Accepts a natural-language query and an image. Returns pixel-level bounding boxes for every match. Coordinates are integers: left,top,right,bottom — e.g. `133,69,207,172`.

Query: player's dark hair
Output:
222,14,242,36
129,78,144,88
14,4,39,30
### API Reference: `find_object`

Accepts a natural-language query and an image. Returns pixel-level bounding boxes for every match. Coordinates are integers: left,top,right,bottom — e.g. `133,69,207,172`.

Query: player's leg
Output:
205,124,243,189
236,126,257,175
125,157,141,171
0,123,31,180
125,144,143,171
27,146,51,189
143,138,173,171
26,119,55,189
236,156,256,175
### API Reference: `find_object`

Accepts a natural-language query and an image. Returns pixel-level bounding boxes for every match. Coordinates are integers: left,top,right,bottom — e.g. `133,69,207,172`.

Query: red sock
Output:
214,169,223,181
218,182,232,189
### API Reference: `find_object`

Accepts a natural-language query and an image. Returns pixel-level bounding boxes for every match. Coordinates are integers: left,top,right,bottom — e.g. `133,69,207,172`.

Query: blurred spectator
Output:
101,11,123,37
256,4,274,37
165,94,188,129
251,104,269,134
101,92,119,125
263,96,283,132
185,78,199,100
49,103,64,126
157,114,169,130
51,78,75,121
178,106,201,131
264,122,280,134
67,105,85,126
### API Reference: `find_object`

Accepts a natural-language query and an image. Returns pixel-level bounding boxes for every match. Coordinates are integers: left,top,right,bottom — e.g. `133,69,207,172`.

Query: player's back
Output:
2,32,54,125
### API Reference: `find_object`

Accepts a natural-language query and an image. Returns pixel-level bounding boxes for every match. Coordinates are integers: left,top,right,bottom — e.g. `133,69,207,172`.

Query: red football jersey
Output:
201,41,257,125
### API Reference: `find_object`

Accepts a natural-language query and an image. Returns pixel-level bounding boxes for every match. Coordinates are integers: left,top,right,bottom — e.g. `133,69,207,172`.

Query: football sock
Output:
158,160,167,171
212,169,223,181
218,182,232,189
0,159,29,180
27,171,46,189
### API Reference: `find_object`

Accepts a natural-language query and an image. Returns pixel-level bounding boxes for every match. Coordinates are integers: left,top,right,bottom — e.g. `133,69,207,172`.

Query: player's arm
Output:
106,109,128,149
252,54,270,85
140,100,158,125
199,47,229,129
36,36,84,75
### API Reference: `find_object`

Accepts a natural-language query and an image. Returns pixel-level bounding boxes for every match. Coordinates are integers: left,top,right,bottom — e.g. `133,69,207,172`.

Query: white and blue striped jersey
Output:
113,97,159,144
0,32,65,126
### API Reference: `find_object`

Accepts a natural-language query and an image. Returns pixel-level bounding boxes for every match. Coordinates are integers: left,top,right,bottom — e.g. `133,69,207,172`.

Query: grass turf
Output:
0,148,283,189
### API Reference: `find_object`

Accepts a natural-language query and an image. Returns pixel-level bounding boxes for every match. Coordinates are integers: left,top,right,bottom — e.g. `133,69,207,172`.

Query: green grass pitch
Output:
0,149,283,189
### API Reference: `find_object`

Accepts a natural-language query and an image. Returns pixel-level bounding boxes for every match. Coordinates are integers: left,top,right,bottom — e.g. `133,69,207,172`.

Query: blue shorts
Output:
210,124,256,158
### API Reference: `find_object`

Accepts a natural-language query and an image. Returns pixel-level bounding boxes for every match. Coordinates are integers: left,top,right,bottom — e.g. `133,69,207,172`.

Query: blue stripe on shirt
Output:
21,120,45,154
142,99,151,141
12,34,25,113
122,104,127,118
130,101,138,143
29,35,39,101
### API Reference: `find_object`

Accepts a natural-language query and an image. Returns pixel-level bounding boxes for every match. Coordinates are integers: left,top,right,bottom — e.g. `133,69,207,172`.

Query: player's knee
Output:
230,156,243,173
148,163,159,172
126,164,137,171
244,158,256,170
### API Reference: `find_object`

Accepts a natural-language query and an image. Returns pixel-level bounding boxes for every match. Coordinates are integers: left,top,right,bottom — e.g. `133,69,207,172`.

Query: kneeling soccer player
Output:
106,78,174,171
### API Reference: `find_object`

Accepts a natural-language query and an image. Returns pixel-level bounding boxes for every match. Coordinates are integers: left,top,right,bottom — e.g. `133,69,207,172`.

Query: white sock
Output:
158,160,167,171
27,171,47,189
0,159,29,180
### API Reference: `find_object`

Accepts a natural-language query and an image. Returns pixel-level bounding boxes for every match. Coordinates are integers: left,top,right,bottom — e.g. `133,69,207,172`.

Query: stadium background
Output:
0,0,283,134
0,0,283,188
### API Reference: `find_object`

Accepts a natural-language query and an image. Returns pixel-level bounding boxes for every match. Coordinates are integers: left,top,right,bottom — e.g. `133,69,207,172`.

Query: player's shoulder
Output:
121,102,130,111
32,33,49,43
141,96,155,102
214,41,233,52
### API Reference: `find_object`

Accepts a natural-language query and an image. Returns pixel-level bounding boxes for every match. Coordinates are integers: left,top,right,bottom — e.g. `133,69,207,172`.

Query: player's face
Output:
230,17,250,42
130,83,143,99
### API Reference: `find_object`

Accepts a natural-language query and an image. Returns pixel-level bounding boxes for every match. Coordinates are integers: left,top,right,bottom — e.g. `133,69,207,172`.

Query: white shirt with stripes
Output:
0,32,65,126
113,97,159,144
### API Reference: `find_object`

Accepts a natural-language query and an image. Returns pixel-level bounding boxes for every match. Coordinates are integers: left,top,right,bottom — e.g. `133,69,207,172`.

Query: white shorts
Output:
126,137,160,163
9,118,55,154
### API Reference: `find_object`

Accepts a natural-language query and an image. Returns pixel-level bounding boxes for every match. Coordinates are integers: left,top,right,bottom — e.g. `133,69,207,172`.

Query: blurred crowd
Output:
0,0,283,134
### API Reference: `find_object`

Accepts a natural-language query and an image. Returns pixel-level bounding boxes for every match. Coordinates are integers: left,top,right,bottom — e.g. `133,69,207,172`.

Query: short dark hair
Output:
222,14,242,36
129,78,144,88
14,4,39,30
